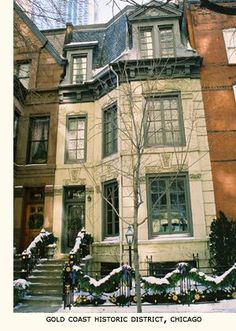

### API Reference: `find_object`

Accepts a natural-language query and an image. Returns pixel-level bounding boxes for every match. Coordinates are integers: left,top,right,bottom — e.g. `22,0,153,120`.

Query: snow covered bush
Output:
13,279,29,306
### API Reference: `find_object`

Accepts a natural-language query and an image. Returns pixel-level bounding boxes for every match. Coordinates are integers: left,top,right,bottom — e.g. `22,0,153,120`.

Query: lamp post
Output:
125,225,134,267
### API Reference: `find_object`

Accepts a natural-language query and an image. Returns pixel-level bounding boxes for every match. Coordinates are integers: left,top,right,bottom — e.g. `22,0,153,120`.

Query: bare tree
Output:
14,0,212,313
78,49,207,312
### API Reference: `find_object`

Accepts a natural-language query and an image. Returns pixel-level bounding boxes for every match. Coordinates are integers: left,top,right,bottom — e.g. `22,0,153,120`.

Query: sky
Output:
96,0,149,23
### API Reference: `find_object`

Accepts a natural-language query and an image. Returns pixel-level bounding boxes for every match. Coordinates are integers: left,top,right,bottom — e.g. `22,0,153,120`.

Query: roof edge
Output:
14,1,64,65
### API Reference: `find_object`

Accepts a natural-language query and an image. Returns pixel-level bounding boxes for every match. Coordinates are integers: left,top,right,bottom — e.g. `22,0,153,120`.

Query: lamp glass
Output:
125,225,134,245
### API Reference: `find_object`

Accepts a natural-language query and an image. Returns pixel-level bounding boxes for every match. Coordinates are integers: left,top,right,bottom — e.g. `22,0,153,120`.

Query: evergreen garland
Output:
71,262,236,306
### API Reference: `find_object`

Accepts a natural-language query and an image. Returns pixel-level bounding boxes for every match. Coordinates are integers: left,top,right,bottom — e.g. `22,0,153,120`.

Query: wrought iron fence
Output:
63,261,236,308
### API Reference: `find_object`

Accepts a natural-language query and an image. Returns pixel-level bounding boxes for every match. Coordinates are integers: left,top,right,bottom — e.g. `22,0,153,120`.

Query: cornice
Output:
59,56,201,104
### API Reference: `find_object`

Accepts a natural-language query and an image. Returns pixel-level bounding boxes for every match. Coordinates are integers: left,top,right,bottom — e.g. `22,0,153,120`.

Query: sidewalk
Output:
57,299,236,313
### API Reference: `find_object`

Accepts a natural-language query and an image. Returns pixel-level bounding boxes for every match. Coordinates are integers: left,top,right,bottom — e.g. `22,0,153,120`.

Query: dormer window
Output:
72,55,87,84
138,25,175,59
139,27,154,59
61,41,98,87
159,26,175,57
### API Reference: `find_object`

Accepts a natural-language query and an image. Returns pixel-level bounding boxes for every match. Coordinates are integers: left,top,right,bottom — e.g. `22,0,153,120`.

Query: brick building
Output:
185,0,236,219
14,2,64,251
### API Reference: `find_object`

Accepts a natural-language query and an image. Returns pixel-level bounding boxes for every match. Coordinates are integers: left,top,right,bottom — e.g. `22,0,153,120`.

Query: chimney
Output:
64,22,74,46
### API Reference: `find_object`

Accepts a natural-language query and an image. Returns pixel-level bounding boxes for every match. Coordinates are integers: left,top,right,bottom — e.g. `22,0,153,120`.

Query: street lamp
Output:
125,225,134,267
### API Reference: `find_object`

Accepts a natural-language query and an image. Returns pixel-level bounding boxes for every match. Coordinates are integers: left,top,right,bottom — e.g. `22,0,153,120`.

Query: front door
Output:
62,186,85,253
21,187,45,250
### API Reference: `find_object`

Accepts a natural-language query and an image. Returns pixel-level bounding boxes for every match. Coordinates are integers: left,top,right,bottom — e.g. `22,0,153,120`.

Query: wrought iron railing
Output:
62,228,94,309
64,262,236,307
20,228,57,279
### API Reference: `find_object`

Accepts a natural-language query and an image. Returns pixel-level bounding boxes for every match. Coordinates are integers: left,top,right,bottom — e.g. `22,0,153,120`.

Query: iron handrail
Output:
62,228,94,309
20,228,56,279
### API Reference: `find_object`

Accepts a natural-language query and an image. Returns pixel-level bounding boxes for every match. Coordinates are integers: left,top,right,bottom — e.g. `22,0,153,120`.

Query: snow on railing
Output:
22,228,53,257
63,228,94,309
20,228,56,279
69,228,86,254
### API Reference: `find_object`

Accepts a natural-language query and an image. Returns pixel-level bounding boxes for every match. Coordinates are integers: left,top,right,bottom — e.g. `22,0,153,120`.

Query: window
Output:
103,180,119,237
28,117,49,164
139,27,154,59
65,116,86,163
14,62,31,88
72,55,87,84
14,111,20,160
103,103,118,157
233,85,236,102
223,28,236,64
145,95,185,147
101,262,120,277
138,25,175,59
147,174,191,236
159,27,175,57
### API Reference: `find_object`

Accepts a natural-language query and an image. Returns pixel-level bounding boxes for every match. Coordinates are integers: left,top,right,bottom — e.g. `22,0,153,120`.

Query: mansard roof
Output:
68,13,129,69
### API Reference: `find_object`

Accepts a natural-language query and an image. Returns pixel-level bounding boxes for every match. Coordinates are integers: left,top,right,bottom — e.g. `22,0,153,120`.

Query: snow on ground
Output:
57,299,236,313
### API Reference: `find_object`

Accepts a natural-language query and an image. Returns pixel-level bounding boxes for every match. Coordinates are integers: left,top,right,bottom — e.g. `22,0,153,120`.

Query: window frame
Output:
146,173,192,238
102,103,118,158
139,26,154,59
144,93,185,147
71,54,88,84
233,85,236,102
223,28,236,64
14,110,20,160
158,25,176,58
138,24,176,59
27,116,50,164
103,180,119,238
65,115,87,164
14,61,31,88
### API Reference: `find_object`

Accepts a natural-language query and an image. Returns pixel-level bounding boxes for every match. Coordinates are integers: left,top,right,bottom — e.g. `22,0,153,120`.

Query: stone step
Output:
14,295,63,313
30,270,62,277
28,288,62,296
28,275,61,283
30,281,62,293
14,257,68,312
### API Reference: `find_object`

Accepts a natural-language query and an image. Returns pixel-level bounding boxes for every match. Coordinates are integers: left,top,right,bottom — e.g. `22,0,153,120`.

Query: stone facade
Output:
14,1,219,276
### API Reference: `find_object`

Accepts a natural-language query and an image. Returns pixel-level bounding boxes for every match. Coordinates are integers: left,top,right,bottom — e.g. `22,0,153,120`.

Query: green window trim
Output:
158,26,175,58
103,180,119,238
138,24,176,59
139,27,154,59
102,103,118,158
65,115,87,163
146,173,192,237
27,116,50,164
71,55,88,84
144,93,185,147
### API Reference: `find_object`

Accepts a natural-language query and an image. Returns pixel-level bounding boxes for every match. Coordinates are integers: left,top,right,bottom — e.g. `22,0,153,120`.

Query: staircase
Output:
14,258,67,313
